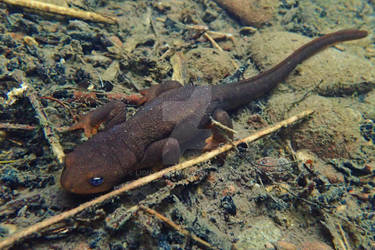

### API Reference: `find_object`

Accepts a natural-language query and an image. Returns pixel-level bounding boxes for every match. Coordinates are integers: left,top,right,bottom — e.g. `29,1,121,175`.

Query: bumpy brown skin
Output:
61,30,367,194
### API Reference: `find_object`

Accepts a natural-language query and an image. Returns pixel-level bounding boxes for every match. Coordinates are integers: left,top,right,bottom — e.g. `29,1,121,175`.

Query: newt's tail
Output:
214,29,368,110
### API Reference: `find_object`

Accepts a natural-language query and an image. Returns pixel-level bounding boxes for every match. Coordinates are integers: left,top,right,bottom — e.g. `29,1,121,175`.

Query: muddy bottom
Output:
0,0,374,249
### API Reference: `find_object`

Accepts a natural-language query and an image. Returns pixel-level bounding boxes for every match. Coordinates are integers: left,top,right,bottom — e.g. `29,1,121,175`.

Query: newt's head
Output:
61,134,137,194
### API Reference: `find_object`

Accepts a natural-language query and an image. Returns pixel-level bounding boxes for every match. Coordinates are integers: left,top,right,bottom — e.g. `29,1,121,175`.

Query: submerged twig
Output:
0,160,18,164
201,32,238,68
203,32,223,52
338,223,351,250
140,205,216,249
210,116,237,134
0,123,36,130
0,0,117,24
24,80,65,164
40,96,75,120
0,110,313,249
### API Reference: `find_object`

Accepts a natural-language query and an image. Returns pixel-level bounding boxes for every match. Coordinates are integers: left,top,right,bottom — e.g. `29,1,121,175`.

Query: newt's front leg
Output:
69,81,182,137
69,101,127,137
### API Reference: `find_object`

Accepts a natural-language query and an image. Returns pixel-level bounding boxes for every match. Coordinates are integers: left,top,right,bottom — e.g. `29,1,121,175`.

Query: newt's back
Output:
61,29,368,194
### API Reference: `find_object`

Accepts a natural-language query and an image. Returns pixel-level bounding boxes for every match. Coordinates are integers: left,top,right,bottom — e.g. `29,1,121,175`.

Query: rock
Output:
359,91,375,120
235,216,282,249
276,240,297,250
276,240,333,250
101,60,119,82
185,48,235,84
295,150,345,183
272,95,365,159
220,195,237,215
215,0,278,27
85,54,112,67
108,35,123,48
299,240,333,250
247,31,375,95
298,0,373,34
255,156,293,182
246,31,375,159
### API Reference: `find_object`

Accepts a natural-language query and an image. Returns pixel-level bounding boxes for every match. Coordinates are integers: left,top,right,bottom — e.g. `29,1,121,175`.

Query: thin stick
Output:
0,0,117,24
24,82,65,164
0,160,18,164
186,25,209,31
202,32,238,69
0,110,313,249
140,205,216,249
40,96,69,110
203,32,223,52
207,30,235,42
40,96,75,120
0,123,36,130
338,223,351,250
210,116,237,134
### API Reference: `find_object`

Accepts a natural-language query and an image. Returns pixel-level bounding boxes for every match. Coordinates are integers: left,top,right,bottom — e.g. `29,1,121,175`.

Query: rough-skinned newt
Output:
61,29,368,194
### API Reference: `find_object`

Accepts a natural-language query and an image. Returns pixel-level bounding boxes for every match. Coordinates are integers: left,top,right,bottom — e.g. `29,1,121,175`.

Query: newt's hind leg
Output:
140,137,181,168
203,109,234,151
69,101,127,137
126,80,183,105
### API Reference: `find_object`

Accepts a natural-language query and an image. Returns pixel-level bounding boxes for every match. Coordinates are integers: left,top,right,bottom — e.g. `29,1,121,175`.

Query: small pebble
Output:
275,240,297,250
220,195,237,215
299,241,333,250
215,0,278,27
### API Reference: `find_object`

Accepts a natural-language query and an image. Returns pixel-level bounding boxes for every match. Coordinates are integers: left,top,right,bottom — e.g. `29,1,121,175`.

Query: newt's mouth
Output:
60,166,75,193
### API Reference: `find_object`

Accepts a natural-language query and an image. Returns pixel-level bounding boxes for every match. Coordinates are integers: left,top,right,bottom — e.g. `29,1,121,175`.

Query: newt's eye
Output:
90,177,103,186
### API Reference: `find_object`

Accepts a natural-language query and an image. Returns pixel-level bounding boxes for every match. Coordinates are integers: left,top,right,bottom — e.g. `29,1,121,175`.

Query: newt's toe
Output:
203,135,221,151
68,101,127,138
68,117,100,138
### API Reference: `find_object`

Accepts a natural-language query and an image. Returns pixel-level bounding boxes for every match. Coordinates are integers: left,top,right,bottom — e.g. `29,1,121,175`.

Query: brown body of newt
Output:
61,29,368,194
